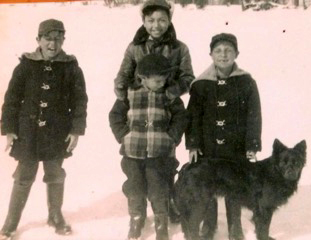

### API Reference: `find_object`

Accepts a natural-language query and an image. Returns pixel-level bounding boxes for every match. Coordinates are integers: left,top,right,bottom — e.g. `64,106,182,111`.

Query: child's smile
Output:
37,31,65,60
143,10,170,40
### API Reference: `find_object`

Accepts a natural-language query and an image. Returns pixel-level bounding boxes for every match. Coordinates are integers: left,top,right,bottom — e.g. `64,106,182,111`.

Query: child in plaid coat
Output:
109,54,188,240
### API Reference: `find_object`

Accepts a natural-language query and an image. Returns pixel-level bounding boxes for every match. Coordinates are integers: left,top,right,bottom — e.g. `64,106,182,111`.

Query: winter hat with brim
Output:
38,19,65,36
210,33,238,52
141,0,174,19
137,53,177,77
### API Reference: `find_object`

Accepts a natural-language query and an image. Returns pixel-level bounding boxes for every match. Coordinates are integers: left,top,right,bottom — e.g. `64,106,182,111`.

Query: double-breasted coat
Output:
1,49,88,162
186,63,262,161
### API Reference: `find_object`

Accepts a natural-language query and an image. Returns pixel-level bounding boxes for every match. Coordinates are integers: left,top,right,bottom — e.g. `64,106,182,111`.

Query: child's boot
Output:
127,197,147,240
0,181,32,239
47,183,72,235
154,214,169,240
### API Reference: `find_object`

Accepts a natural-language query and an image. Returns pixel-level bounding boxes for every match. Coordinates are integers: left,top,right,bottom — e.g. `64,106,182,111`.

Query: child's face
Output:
141,75,167,91
210,41,238,72
37,31,65,60
143,10,170,40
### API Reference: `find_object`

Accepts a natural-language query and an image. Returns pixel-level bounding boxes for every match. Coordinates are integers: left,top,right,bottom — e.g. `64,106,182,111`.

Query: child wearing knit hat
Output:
185,33,262,240
114,0,194,224
0,19,88,240
110,54,188,240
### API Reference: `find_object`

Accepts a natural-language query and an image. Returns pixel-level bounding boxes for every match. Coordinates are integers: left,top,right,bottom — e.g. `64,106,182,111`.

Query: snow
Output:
0,2,311,239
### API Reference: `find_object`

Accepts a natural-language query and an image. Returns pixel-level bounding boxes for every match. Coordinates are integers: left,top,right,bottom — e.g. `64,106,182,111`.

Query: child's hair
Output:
137,54,174,78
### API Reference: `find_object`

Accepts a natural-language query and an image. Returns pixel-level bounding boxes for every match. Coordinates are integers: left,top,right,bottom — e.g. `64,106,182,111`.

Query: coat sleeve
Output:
165,44,194,99
114,43,136,101
167,97,188,146
185,83,204,150
245,79,262,152
1,62,25,135
69,64,88,135
109,99,130,144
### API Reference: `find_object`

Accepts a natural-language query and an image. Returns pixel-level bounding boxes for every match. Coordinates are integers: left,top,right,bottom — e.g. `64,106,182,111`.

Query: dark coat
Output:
109,86,188,159
114,24,194,100
1,49,88,161
185,63,262,161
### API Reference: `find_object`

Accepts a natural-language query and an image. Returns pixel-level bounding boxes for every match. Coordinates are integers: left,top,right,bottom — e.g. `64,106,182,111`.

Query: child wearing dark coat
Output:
0,19,88,240
110,54,188,240
186,33,262,240
114,0,194,223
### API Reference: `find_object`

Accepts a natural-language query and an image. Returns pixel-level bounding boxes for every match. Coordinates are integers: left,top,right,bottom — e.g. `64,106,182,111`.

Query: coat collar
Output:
133,24,178,48
191,63,250,86
22,47,76,62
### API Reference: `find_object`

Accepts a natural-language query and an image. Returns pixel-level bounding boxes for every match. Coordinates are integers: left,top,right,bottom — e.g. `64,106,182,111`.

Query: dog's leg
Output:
225,197,244,240
200,197,218,240
253,207,274,240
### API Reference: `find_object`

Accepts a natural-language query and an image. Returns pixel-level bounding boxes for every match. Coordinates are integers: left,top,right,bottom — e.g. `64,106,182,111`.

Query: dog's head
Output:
272,139,307,181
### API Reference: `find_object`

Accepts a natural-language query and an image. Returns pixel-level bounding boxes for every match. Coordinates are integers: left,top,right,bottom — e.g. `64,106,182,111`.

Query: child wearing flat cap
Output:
114,0,194,223
185,33,262,240
110,53,188,240
0,19,88,239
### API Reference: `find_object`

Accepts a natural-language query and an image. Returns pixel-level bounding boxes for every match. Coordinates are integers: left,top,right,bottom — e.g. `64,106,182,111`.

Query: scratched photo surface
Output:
0,1,310,239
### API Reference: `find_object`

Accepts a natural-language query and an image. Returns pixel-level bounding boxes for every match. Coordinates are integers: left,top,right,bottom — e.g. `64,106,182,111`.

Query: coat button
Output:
38,120,46,127
218,80,227,85
44,66,52,71
41,83,50,90
216,120,226,126
40,101,48,108
217,101,227,107
216,139,225,145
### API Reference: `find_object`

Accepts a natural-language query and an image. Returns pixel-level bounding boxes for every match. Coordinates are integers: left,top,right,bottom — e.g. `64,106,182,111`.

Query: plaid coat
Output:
114,24,194,100
109,87,188,159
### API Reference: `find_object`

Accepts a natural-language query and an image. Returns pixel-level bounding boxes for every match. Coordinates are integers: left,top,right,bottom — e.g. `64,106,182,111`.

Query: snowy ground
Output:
0,2,311,239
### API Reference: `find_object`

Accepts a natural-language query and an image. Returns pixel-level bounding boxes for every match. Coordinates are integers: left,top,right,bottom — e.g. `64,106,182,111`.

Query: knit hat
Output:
38,19,65,36
141,0,174,19
210,33,238,52
137,53,176,77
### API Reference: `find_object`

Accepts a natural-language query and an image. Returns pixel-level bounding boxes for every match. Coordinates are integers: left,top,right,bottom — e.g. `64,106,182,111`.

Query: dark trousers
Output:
1,159,66,233
121,157,172,217
13,159,66,185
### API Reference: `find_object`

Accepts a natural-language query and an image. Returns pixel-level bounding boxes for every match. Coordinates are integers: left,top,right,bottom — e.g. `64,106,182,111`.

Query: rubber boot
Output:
0,182,32,240
47,183,72,235
154,214,169,240
127,197,147,240
200,197,218,240
225,198,244,240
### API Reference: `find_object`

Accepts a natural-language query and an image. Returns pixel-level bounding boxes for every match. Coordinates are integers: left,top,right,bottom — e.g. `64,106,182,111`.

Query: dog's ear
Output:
294,140,307,157
273,139,287,156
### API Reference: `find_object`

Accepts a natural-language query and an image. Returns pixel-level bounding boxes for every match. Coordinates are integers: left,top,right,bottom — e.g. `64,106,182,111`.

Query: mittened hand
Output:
65,134,79,152
5,133,18,152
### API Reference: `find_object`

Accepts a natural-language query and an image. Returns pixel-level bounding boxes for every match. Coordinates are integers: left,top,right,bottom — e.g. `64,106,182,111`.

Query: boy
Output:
110,54,188,240
0,19,88,239
114,0,194,223
186,33,262,240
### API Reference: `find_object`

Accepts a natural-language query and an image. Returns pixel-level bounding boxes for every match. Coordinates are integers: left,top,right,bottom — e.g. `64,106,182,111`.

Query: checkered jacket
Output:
109,87,188,159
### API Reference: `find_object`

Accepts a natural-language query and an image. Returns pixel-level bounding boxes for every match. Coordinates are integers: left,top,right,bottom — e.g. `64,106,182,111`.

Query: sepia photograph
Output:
0,0,310,239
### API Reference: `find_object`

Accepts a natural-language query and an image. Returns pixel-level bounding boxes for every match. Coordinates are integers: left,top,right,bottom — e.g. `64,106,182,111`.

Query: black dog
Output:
175,139,307,240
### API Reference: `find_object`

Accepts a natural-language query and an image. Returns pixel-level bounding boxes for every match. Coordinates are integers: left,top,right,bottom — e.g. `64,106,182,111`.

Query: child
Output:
186,33,262,240
0,19,88,239
110,54,188,240
114,0,194,223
